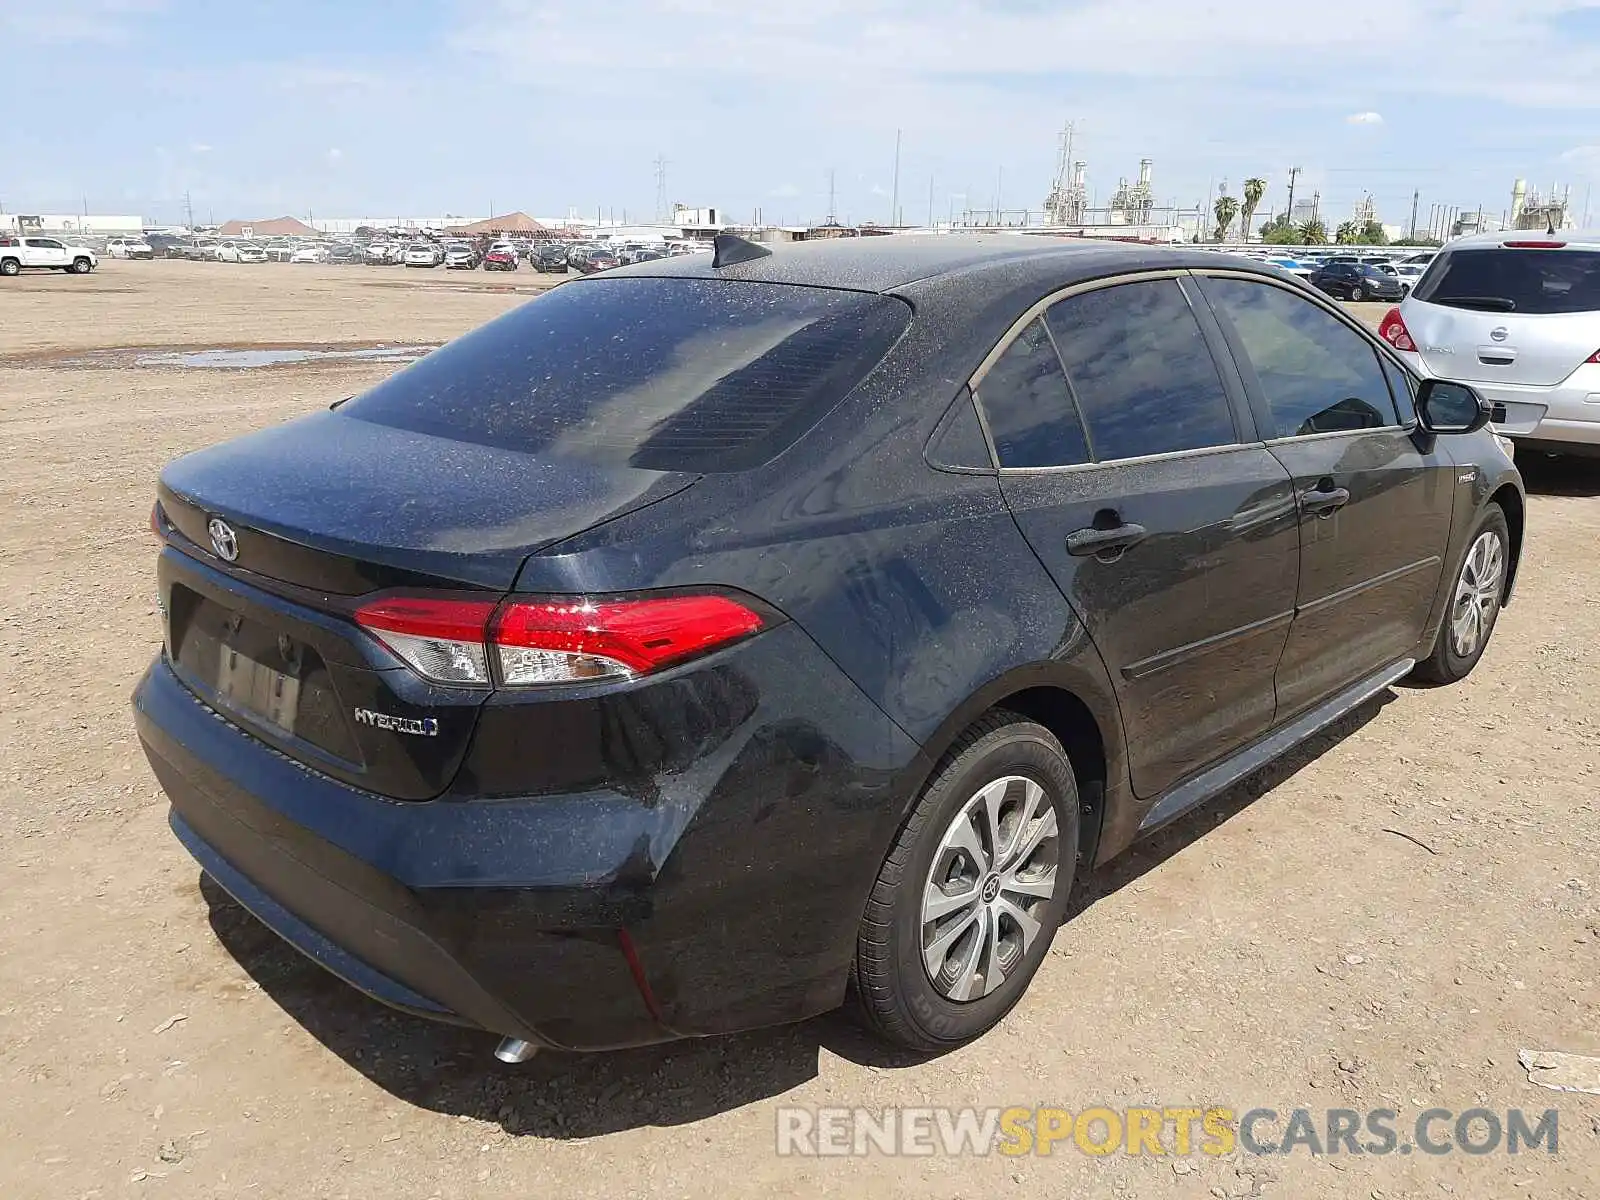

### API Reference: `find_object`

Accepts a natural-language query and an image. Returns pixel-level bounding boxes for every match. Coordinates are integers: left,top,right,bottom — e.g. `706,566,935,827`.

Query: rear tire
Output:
1412,505,1510,685
851,712,1079,1052
0,258,19,277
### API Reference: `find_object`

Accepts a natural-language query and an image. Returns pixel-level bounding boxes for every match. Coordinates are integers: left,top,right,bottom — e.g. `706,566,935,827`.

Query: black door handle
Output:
1066,522,1148,557
1298,484,1350,516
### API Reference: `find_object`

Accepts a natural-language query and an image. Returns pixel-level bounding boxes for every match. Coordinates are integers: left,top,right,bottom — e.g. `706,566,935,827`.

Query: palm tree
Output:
1335,219,1360,245
1213,195,1239,243
1299,218,1328,245
1240,178,1266,243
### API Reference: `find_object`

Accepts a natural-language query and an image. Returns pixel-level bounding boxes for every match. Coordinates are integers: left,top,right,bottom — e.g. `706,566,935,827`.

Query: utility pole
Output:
890,129,901,228
826,169,836,224
1409,189,1420,240
654,155,669,224
927,172,935,229
183,191,193,228
993,166,1003,225
1285,166,1302,228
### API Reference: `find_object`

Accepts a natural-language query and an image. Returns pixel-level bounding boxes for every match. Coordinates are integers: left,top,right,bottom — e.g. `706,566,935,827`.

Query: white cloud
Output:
190,142,212,154
768,182,800,197
325,147,343,164
1346,111,1385,125
0,0,165,43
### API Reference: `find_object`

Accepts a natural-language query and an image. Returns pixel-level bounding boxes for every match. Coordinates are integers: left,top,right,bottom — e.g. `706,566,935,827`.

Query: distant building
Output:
0,213,143,235
217,215,318,238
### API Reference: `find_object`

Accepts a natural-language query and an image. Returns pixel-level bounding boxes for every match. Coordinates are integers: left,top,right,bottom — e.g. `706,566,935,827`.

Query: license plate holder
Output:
217,645,301,734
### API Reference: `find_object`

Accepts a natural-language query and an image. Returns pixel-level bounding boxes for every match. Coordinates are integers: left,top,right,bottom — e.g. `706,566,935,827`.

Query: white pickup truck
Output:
0,235,98,276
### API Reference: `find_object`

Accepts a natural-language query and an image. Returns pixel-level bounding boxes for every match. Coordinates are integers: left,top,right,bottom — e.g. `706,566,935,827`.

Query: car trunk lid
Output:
156,410,697,799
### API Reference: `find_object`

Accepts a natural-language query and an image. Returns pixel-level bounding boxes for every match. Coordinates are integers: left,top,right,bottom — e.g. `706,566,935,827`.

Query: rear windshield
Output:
1413,247,1600,314
341,277,911,472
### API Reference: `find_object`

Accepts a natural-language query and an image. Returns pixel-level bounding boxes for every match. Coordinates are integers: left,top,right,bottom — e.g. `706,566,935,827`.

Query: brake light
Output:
1588,350,1600,364
1503,241,1566,249
1378,308,1416,352
354,593,764,687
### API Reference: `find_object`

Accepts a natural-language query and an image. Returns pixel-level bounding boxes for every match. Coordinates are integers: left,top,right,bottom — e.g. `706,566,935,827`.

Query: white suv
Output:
0,236,98,275
1380,230,1600,457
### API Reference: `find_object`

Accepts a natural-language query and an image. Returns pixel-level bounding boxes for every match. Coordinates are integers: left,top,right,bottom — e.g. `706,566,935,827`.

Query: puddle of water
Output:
32,343,437,370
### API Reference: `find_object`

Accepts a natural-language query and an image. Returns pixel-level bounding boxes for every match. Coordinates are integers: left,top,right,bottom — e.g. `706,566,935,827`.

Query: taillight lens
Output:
353,593,765,688
149,501,165,540
1587,349,1600,364
494,595,764,684
1378,308,1416,352
355,596,498,685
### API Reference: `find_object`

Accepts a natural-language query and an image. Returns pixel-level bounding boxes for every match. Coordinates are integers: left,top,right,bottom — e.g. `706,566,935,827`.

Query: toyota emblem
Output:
1490,326,1508,342
207,517,239,562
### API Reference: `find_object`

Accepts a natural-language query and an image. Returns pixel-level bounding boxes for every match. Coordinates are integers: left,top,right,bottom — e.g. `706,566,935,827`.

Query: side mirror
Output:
1415,379,1492,435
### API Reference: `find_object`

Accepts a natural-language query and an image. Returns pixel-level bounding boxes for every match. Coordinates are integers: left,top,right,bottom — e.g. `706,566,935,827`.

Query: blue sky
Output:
4,0,1600,230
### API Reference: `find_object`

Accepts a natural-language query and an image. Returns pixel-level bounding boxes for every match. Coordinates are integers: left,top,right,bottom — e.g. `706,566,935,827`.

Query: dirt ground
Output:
1,259,1596,1199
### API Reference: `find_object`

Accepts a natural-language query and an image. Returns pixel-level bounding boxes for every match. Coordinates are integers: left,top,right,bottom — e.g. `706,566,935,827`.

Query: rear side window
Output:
1413,247,1600,315
1046,279,1237,461
1201,277,1401,435
341,278,909,472
972,317,1090,468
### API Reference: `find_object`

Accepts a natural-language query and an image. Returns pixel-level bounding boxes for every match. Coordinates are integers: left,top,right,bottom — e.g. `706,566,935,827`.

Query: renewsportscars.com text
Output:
775,1106,1560,1158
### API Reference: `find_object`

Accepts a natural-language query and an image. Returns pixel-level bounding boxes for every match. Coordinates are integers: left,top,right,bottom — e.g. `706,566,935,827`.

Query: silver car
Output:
1383,230,1600,456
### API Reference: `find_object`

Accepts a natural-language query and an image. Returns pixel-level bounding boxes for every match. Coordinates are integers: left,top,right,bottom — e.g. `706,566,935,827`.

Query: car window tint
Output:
1201,277,1400,435
341,277,910,473
1379,355,1415,421
1045,280,1237,460
1412,247,1600,315
972,317,1090,468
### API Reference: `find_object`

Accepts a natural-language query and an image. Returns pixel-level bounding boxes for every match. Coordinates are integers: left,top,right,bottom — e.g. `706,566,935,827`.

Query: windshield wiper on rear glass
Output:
1435,295,1517,312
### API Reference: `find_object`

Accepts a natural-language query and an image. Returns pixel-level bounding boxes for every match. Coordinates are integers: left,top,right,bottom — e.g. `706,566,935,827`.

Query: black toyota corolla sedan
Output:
134,235,1523,1058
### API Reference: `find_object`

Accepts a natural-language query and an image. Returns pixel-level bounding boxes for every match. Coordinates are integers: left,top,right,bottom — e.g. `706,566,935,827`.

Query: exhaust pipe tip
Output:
494,1037,539,1064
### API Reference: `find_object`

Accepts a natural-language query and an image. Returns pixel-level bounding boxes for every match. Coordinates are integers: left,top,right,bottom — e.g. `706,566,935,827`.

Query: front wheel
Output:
1349,283,1365,301
851,712,1079,1052
1412,505,1510,685
71,257,93,274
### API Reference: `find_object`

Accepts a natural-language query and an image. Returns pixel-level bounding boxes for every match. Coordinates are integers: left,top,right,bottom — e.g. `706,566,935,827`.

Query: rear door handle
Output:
1066,522,1148,557
1298,485,1350,516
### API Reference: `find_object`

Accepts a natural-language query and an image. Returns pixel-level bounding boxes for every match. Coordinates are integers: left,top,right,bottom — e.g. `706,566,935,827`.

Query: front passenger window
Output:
1200,277,1401,436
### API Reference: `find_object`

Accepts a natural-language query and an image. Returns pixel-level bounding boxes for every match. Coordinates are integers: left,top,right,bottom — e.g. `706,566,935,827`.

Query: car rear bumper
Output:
134,615,920,1049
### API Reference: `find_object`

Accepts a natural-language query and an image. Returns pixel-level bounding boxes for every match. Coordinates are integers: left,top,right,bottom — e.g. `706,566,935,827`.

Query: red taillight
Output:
149,501,164,540
1588,349,1600,364
1378,308,1416,353
1503,240,1566,249
355,596,498,686
493,595,763,683
353,593,764,687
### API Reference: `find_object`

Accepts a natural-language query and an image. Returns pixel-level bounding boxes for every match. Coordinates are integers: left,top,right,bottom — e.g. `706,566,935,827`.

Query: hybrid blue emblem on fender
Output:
353,708,440,737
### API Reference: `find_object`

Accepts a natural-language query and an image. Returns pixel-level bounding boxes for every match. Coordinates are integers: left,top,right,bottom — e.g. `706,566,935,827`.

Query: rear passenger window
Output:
973,317,1090,468
1046,279,1237,461
1201,277,1400,435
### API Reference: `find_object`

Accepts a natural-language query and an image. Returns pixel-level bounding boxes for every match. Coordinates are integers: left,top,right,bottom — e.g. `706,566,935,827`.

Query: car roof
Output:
1445,229,1600,251
604,233,1287,295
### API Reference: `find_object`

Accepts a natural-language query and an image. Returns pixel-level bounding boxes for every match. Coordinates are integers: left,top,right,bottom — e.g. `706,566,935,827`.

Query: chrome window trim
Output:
994,438,1262,478
967,268,1190,392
